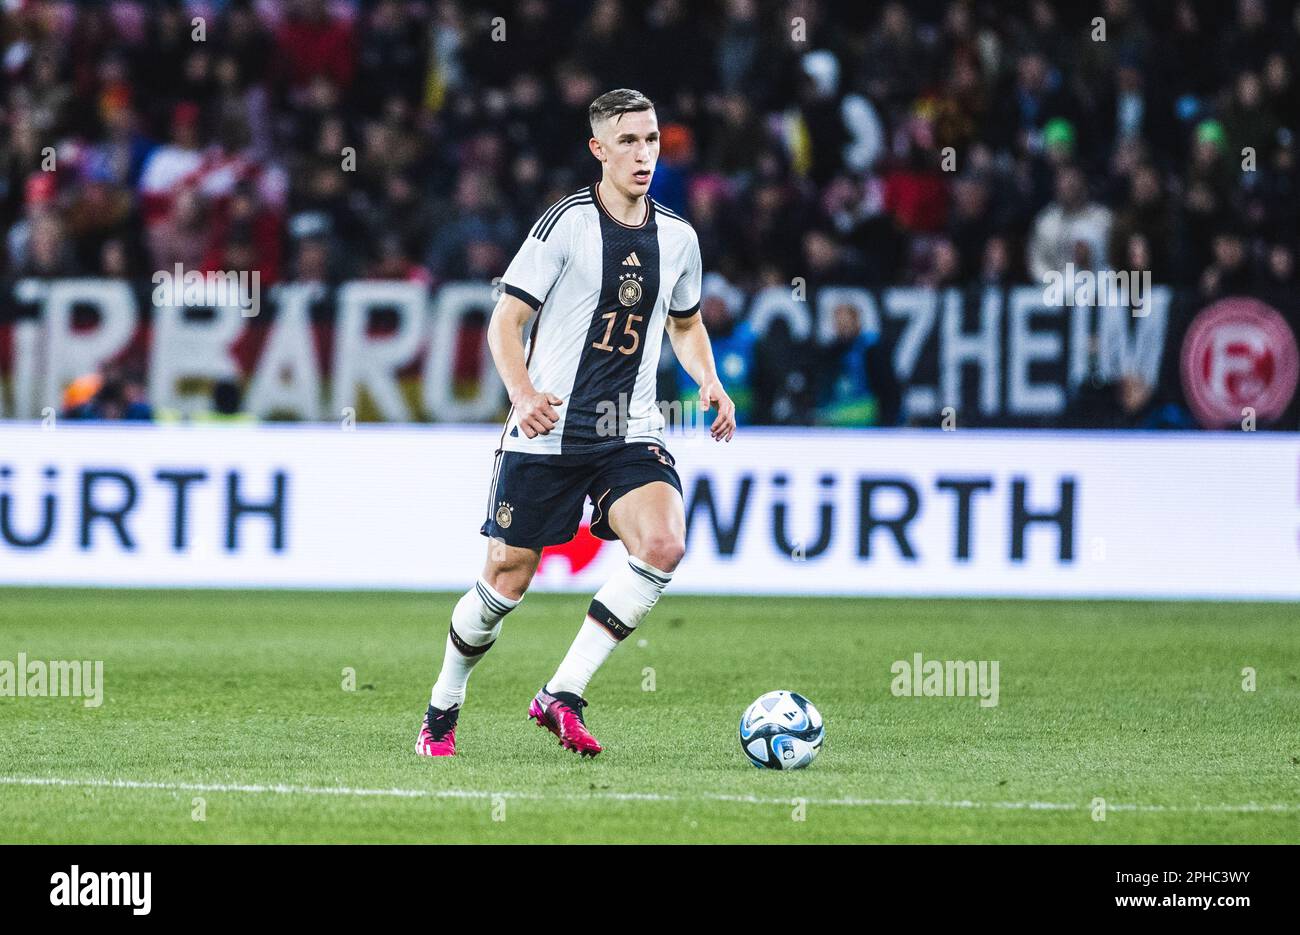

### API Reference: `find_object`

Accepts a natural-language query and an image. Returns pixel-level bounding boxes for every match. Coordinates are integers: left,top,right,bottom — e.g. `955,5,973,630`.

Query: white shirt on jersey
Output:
497,183,701,455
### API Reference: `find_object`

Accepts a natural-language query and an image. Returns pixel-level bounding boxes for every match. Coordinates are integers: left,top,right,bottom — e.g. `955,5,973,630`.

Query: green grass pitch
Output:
1,588,1297,843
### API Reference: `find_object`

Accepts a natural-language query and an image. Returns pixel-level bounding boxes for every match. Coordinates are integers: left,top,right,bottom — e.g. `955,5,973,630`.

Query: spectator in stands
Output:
197,379,255,424
1200,229,1253,300
15,211,77,278
65,153,134,273
1066,370,1194,430
751,315,815,425
1027,163,1113,281
369,231,433,284
815,303,900,427
146,185,207,272
275,0,356,100
674,278,756,426
369,171,433,265
882,120,949,237
424,170,513,280
949,174,997,280
65,371,152,422
979,236,1016,287
6,174,60,274
1,0,1297,430
1110,163,1171,279
288,224,336,286
1260,241,1297,297
99,237,134,277
137,102,203,233
202,181,283,284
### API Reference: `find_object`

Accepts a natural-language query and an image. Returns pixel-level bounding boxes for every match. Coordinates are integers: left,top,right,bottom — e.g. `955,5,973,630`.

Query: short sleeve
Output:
500,213,572,310
669,230,702,318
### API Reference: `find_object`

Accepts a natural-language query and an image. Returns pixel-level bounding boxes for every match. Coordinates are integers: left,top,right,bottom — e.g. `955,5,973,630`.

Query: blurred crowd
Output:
2,0,1298,427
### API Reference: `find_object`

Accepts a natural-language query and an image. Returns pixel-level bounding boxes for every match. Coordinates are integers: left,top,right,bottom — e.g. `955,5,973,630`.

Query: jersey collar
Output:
591,183,653,229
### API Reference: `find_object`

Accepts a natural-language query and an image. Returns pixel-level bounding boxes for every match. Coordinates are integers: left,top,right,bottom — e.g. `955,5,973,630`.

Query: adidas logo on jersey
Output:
621,252,642,267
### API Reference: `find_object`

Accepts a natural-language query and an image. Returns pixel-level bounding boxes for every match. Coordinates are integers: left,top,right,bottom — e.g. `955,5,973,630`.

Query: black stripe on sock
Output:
476,581,514,616
474,582,501,613
628,561,671,586
588,599,634,641
449,622,495,657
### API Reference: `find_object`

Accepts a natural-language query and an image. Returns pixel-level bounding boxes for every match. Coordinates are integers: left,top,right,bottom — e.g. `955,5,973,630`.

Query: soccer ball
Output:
739,690,824,769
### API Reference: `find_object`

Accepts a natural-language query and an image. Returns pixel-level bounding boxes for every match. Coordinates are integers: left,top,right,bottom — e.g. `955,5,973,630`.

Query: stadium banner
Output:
2,278,1298,429
0,423,1295,599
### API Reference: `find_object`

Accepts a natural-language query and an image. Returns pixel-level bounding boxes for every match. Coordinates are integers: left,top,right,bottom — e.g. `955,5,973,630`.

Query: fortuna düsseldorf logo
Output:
1180,297,1299,427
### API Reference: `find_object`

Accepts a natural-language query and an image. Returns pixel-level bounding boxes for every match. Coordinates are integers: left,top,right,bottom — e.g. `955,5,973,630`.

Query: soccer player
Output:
416,88,736,758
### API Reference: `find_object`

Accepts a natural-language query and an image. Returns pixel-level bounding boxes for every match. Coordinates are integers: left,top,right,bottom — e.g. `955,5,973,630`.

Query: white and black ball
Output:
739,690,824,769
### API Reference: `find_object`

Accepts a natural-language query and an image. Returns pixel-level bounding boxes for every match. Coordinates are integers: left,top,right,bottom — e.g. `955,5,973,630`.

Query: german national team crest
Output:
495,501,514,528
618,273,643,306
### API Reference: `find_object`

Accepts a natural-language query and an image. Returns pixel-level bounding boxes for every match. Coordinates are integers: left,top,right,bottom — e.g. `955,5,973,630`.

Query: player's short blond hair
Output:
588,89,655,135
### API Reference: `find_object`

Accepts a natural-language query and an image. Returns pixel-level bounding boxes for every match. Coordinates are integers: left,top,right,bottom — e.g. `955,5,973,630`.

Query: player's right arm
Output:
491,200,579,437
487,293,562,438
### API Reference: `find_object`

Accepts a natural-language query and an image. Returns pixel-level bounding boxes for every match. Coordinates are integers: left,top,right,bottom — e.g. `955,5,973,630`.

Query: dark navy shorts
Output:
480,442,682,549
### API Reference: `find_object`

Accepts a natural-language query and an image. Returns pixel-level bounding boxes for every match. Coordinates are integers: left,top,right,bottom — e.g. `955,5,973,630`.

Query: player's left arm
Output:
665,230,734,442
665,311,735,442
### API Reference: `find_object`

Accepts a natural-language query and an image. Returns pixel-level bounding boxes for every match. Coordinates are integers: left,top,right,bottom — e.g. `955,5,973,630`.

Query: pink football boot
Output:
415,704,459,757
528,686,603,757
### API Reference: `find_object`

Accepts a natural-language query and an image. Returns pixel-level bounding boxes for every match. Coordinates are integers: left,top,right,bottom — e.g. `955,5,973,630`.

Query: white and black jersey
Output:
497,183,702,455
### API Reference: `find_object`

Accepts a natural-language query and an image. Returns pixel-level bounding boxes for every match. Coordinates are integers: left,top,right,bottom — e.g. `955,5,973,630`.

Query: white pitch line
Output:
1,776,1298,814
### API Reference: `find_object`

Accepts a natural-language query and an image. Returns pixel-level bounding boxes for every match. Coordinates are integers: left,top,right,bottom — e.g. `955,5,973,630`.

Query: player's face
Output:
594,110,659,199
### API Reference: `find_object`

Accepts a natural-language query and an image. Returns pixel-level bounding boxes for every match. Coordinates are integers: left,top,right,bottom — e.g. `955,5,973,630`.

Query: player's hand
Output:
516,388,563,437
698,379,736,442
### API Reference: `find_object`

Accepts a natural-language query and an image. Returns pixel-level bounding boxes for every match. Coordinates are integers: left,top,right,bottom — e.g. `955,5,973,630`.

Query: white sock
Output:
430,578,520,710
547,556,673,698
